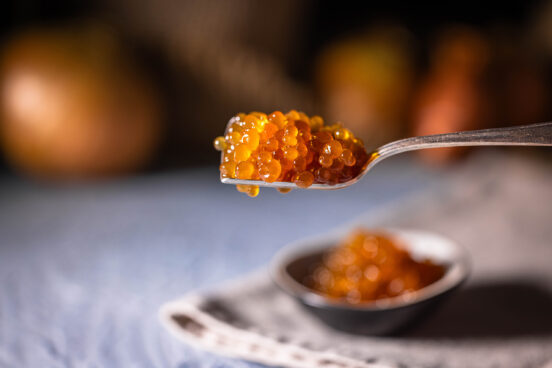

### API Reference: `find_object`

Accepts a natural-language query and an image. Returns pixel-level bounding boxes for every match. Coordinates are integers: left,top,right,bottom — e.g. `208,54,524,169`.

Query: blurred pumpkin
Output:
0,24,162,179
316,25,415,148
412,26,491,164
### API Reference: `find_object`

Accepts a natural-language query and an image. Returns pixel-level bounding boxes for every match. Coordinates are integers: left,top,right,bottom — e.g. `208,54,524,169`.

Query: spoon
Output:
221,121,552,190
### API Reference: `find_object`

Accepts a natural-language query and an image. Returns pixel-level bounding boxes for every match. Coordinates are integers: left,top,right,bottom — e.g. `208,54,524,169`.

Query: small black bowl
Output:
270,228,470,335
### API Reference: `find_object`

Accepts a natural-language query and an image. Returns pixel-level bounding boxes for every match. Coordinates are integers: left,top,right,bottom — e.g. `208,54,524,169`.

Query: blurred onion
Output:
0,24,163,179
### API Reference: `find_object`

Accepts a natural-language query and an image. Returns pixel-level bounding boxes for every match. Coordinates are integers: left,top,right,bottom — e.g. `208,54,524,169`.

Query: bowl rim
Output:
270,227,471,311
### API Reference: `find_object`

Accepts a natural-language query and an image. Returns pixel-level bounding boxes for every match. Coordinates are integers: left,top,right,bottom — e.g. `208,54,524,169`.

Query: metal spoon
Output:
221,121,552,190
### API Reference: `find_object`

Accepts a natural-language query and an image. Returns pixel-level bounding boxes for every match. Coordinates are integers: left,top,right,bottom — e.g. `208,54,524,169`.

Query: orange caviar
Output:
305,230,446,304
214,110,369,196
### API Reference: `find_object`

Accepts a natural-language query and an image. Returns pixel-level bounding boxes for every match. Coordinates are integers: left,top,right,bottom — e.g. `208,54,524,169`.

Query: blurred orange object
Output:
0,24,163,179
316,25,415,148
412,26,492,165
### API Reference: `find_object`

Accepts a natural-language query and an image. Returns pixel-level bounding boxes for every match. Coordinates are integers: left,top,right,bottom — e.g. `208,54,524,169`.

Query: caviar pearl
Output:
323,140,343,159
236,161,254,179
341,149,356,166
213,136,227,151
246,185,260,197
319,154,333,168
293,171,314,188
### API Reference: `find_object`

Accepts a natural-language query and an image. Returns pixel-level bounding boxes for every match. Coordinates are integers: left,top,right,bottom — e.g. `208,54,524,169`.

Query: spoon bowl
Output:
270,228,470,335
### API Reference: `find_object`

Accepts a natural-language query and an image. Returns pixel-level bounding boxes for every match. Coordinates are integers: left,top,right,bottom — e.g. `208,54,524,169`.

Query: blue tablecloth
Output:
0,156,442,367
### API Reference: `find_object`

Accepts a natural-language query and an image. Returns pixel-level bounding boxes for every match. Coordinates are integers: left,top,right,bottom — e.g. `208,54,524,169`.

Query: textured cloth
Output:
0,154,438,367
160,152,552,368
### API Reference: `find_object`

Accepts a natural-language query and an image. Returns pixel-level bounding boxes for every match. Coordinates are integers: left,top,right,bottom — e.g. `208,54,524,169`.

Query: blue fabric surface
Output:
0,156,441,367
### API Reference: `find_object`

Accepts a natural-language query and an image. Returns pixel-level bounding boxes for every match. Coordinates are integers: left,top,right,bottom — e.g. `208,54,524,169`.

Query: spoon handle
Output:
377,122,552,158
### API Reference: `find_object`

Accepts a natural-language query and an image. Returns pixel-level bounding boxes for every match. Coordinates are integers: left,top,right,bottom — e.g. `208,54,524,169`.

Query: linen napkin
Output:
161,152,552,368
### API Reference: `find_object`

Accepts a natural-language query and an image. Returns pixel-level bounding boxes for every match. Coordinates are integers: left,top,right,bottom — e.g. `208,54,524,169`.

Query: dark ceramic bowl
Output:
270,228,470,335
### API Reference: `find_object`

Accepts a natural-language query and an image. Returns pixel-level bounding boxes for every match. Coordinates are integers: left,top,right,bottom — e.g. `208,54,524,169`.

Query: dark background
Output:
0,0,549,178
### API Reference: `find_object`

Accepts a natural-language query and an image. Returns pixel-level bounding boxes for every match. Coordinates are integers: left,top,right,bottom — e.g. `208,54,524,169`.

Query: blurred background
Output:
1,3,552,366
1,0,551,181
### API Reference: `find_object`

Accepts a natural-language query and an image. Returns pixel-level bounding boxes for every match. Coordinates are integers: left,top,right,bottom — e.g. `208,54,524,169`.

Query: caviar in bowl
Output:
270,228,470,335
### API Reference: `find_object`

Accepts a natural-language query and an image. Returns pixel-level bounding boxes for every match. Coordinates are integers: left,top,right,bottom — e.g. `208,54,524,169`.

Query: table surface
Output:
0,155,454,367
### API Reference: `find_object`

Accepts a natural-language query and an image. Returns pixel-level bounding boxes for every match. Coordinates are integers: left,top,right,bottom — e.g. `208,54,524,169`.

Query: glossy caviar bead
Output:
255,122,266,133
259,160,282,183
258,130,268,141
341,149,356,166
319,154,333,168
284,125,299,137
293,171,314,188
315,131,333,143
340,139,354,150
213,136,227,151
264,122,279,139
277,188,292,193
310,115,324,130
243,114,260,128
236,161,255,179
220,162,236,178
311,131,333,151
282,135,298,146
246,185,260,197
273,149,284,160
227,123,242,134
242,128,260,150
323,140,343,159
315,167,332,183
300,130,312,142
286,109,301,120
283,146,299,160
334,128,351,140
251,111,268,121
280,158,293,172
297,142,308,157
226,131,241,145
236,184,249,193
234,145,251,161
276,127,285,140
264,137,279,151
295,120,310,133
269,111,287,128
257,151,273,164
